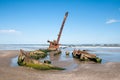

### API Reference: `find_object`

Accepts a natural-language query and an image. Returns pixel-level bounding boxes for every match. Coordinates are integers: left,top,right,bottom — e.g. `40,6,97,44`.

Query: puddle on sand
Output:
11,56,18,67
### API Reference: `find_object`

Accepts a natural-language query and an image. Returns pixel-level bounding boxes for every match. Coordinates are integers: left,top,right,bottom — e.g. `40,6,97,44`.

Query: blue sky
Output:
0,0,120,44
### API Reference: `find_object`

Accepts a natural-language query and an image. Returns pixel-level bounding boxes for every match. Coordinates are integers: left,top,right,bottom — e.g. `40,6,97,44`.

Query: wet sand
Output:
0,50,120,80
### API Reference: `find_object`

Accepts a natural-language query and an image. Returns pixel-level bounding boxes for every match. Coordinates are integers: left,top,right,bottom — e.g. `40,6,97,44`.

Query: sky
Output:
0,0,120,44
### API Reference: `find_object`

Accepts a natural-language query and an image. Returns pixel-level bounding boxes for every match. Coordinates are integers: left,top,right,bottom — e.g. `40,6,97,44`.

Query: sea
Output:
0,44,48,51
0,44,120,67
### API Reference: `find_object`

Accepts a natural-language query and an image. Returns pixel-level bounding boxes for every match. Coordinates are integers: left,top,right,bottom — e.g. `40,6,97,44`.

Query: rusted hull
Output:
72,50,102,63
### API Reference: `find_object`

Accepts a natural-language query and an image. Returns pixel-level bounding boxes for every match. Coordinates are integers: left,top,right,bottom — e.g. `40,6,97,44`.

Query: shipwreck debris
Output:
17,49,65,70
72,49,102,63
65,51,70,55
44,60,51,64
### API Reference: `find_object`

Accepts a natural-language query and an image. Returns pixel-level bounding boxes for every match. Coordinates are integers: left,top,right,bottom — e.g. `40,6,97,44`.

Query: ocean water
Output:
0,44,48,51
0,44,120,67
61,47,120,63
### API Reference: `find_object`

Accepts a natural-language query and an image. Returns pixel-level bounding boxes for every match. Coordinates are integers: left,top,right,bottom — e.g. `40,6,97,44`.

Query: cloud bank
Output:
106,19,120,24
0,29,21,34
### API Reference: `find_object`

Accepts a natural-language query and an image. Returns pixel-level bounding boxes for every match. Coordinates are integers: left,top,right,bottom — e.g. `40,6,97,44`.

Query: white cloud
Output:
0,29,21,34
106,19,120,24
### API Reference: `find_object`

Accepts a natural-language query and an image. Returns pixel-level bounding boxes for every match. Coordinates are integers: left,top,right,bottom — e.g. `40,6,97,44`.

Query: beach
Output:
1,0,120,79
0,50,120,80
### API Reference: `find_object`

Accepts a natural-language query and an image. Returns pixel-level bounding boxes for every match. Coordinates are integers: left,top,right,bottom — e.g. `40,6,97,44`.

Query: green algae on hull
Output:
39,49,51,53
30,50,47,60
26,63,65,70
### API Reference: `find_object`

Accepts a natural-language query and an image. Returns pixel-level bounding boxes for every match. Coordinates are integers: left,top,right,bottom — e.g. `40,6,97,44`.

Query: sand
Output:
0,50,120,80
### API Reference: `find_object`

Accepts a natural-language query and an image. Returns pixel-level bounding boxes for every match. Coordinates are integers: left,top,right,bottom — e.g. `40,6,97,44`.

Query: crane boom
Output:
57,12,68,44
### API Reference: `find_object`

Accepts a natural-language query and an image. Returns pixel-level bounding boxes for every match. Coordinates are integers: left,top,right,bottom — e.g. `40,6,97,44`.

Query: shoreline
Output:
0,50,120,80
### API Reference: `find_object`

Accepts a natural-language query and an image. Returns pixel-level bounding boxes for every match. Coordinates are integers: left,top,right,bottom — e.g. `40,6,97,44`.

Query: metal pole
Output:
57,12,68,44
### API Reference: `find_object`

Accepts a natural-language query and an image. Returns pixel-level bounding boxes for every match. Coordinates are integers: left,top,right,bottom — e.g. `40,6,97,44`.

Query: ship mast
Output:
57,12,68,44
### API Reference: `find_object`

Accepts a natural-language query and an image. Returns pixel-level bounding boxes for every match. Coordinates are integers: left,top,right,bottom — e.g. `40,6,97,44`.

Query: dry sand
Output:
0,50,120,80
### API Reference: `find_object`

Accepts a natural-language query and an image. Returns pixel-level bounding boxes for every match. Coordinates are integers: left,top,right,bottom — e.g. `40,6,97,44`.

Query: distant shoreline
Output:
0,44,120,46
0,44,120,51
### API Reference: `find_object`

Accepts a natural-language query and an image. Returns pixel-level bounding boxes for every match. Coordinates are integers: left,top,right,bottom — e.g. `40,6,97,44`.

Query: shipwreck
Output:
17,12,102,70
72,49,102,63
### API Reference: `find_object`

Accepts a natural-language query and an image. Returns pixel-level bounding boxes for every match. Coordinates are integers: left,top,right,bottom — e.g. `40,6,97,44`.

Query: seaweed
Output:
30,50,47,60
39,49,51,53
25,63,65,70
